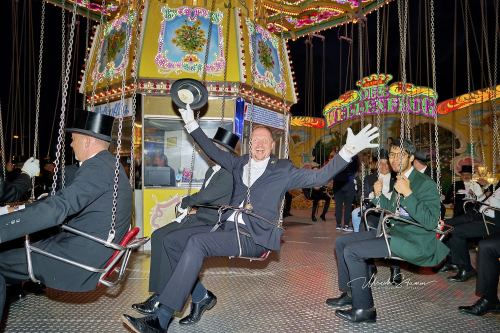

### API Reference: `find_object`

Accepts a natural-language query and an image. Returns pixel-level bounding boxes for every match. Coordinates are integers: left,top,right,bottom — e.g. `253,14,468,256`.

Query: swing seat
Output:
463,199,498,236
24,225,150,288
379,213,453,261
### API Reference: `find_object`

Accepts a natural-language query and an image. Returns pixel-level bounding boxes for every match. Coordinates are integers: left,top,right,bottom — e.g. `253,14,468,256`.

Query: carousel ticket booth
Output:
80,0,297,245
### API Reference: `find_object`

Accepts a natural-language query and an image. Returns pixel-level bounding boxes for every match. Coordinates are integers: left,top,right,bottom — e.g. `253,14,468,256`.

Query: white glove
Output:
179,104,195,125
342,124,379,158
21,157,40,177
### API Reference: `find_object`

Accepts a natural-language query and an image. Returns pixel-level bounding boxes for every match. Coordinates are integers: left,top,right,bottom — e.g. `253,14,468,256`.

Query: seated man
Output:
132,128,238,325
326,139,448,323
122,105,379,332
443,184,500,282
0,112,132,319
458,233,500,316
0,157,40,205
446,165,486,217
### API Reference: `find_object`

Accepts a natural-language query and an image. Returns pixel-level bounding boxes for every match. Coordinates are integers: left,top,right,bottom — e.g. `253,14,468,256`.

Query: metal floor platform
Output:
2,212,499,332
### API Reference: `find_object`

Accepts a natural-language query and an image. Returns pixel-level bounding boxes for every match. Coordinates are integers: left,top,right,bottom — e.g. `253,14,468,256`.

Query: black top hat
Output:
460,165,473,174
212,127,239,154
66,111,115,142
414,150,430,163
171,79,209,110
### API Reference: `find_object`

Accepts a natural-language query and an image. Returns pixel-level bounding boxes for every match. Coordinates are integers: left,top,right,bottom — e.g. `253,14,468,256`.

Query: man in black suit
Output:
0,112,132,319
445,165,486,217
132,128,238,325
0,157,40,205
458,233,500,316
332,154,359,231
122,105,379,332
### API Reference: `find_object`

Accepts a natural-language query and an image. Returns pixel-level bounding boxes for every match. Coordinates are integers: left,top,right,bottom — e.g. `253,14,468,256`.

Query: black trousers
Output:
363,211,400,270
0,274,5,318
157,223,266,311
311,192,331,219
335,230,390,309
447,213,499,271
148,216,213,292
476,234,500,302
333,182,356,227
284,192,292,215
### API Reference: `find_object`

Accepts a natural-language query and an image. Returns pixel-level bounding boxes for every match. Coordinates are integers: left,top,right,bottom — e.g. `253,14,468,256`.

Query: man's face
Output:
461,172,472,182
70,133,87,161
378,159,391,175
250,127,274,161
389,146,413,173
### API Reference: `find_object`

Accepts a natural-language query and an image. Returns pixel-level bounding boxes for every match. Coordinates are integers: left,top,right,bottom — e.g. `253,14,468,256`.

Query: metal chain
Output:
464,0,474,175
375,1,382,208
492,0,499,176
219,0,232,127
129,1,145,188
31,0,46,200
59,2,67,189
429,0,441,195
359,11,366,208
108,0,135,242
187,0,216,196
82,16,90,109
245,0,259,211
0,102,5,180
51,1,78,195
396,0,409,212
277,0,288,226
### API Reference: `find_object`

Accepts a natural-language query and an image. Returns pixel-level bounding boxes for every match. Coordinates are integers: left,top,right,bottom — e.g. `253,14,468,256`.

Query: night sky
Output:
0,0,498,160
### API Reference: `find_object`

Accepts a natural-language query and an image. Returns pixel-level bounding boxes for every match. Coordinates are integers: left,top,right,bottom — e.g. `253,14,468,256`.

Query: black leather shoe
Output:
367,265,378,279
335,307,377,323
320,214,326,221
179,291,217,325
326,292,352,307
390,266,403,285
448,269,476,282
459,298,500,316
439,263,458,273
312,216,317,222
132,294,159,315
122,314,167,333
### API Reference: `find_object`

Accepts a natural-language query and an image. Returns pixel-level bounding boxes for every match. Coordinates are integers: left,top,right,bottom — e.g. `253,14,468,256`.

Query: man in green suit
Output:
326,139,449,323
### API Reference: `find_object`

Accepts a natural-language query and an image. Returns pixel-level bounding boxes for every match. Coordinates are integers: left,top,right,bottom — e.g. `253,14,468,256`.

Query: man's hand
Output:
343,124,379,157
22,157,40,177
373,179,383,197
394,175,412,197
179,104,195,125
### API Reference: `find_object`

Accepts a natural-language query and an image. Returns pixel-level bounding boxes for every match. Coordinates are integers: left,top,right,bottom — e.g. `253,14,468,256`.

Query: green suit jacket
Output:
373,169,449,267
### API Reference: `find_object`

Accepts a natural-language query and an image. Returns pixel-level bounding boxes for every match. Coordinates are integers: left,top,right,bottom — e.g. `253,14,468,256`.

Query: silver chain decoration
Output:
51,1,78,195
464,0,475,175
31,0,46,200
375,0,382,208
493,0,499,177
219,0,232,127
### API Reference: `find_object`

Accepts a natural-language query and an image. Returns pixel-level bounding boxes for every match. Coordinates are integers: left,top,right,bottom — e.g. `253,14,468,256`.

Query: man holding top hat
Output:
132,127,239,325
0,111,132,319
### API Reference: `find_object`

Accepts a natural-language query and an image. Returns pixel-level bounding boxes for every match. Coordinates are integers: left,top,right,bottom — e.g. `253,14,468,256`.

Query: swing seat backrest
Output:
99,227,140,286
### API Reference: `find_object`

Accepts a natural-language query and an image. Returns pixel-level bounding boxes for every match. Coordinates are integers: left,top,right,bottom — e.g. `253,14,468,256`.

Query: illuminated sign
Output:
244,102,285,130
92,98,133,117
323,74,437,128
437,85,499,115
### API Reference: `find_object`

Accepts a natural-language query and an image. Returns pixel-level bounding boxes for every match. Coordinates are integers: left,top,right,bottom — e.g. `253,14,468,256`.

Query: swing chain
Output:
51,1,78,195
375,0,382,208
89,0,109,112
0,102,5,180
31,0,46,200
129,0,145,188
219,0,232,127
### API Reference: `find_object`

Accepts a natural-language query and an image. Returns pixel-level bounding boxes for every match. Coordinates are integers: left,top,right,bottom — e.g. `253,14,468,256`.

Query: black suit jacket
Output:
181,166,233,225
191,127,350,250
0,150,132,292
0,173,31,204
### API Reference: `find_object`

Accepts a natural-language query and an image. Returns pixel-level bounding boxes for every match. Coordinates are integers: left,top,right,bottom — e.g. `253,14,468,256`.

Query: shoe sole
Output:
335,312,376,323
179,298,217,326
122,315,142,333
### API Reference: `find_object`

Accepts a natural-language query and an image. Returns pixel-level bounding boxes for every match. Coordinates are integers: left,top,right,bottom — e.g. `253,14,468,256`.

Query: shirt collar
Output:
404,167,414,178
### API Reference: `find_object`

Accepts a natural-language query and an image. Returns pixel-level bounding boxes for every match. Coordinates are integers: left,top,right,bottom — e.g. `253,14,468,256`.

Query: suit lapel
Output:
201,168,214,189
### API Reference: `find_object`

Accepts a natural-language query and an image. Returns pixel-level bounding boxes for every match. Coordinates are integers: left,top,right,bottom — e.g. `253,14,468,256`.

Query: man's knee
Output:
479,238,500,257
343,243,363,262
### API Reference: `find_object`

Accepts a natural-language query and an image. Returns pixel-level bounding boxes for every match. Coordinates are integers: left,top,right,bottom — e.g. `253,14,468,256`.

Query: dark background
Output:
0,0,497,161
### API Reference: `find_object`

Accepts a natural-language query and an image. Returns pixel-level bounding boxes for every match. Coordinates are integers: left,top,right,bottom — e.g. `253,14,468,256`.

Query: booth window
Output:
143,118,233,187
